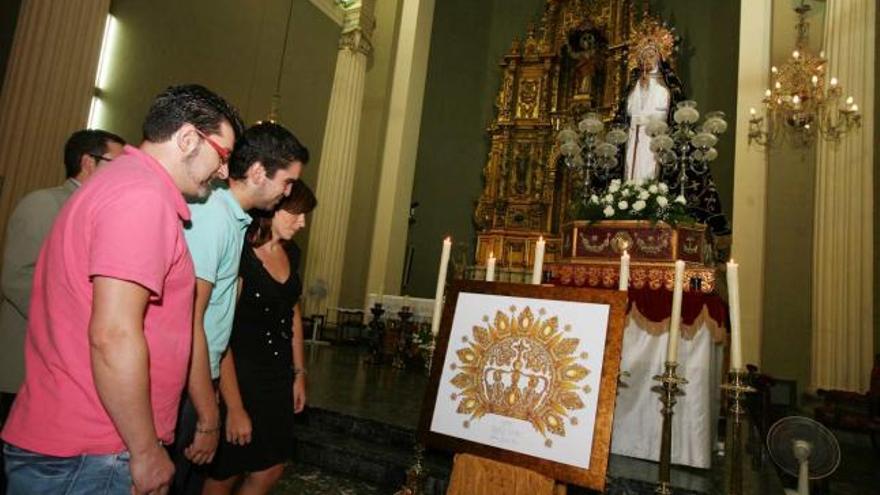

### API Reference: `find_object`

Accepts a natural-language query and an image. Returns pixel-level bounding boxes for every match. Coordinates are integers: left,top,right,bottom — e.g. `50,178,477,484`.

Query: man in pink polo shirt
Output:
1,84,243,495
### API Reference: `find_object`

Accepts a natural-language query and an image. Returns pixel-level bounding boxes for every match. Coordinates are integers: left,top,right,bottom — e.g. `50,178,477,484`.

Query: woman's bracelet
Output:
195,424,220,435
293,367,308,376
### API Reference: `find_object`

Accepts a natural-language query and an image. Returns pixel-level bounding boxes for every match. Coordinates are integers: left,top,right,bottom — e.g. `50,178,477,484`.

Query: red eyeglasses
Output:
195,128,232,164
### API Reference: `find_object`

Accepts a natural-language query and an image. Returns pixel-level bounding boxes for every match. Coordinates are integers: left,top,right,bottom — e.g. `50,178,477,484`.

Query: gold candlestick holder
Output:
394,442,426,495
721,368,755,495
652,361,688,495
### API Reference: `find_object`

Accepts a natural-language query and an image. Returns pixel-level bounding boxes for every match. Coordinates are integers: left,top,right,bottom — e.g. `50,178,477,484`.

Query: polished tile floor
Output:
305,343,429,429
270,463,381,495
275,344,880,495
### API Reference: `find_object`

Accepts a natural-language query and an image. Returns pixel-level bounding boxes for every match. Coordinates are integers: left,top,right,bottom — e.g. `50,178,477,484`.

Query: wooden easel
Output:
446,454,567,495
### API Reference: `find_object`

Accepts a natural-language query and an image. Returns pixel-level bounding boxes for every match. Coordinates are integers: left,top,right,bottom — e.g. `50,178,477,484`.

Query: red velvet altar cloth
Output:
626,287,728,334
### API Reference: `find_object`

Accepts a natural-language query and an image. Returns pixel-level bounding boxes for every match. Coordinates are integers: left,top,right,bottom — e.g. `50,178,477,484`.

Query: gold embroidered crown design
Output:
449,306,591,439
627,13,677,71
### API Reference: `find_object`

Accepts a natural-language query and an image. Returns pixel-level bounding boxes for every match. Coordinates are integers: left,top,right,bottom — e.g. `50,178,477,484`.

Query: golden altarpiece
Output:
473,0,716,289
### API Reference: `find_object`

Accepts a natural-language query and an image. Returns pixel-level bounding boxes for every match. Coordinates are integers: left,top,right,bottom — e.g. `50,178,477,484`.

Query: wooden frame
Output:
419,280,627,491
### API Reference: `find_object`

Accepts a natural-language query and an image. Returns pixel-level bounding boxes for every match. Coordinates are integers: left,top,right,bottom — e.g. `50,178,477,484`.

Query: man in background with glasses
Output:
0,129,125,427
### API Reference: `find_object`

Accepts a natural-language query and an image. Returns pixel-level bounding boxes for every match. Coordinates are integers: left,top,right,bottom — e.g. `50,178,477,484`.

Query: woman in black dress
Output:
204,181,317,495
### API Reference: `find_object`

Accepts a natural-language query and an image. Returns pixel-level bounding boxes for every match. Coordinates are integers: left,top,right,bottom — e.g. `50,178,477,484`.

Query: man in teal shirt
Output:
174,122,309,494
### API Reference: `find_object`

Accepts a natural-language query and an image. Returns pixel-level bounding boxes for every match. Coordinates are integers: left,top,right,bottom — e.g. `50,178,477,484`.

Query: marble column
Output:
304,0,374,318
363,0,435,301
731,0,771,368
0,0,110,254
811,0,875,392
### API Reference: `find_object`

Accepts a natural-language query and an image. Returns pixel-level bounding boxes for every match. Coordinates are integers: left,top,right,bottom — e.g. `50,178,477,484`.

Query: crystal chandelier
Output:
748,0,861,147
557,112,627,198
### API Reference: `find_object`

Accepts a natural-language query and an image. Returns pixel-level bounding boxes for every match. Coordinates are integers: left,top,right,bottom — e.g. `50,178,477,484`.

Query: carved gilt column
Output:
304,0,374,318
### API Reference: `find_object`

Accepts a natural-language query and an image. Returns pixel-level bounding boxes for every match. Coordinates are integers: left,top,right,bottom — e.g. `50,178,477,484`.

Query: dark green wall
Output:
100,0,339,265
649,0,740,225
407,0,543,297
408,0,741,298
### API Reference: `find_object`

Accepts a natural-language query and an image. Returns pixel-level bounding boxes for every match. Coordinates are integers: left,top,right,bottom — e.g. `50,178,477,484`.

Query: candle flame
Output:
489,251,495,258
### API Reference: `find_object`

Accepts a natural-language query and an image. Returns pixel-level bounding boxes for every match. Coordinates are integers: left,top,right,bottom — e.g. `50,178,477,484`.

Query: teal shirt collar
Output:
216,187,252,227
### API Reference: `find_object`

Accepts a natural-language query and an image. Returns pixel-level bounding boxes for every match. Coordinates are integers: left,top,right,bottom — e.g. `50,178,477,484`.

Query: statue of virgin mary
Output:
616,18,683,184
615,15,730,237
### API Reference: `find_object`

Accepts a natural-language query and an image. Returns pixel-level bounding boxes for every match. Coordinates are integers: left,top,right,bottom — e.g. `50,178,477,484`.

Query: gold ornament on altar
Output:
448,306,591,439
473,0,640,270
626,13,676,70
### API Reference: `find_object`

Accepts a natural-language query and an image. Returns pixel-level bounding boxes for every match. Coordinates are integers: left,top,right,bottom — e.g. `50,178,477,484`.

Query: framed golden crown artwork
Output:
418,280,627,491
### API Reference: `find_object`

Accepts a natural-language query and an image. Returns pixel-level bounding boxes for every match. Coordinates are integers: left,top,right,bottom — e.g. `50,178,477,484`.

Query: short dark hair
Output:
64,129,126,178
228,122,309,180
248,180,317,248
142,84,244,143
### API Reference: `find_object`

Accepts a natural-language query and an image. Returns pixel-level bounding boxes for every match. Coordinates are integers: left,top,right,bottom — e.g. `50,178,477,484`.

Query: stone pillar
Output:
0,0,110,256
364,0,435,299
304,0,374,318
731,0,771,368
811,0,875,392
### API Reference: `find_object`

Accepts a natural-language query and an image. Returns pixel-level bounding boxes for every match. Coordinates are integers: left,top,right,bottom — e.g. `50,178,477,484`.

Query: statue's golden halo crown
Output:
627,14,676,71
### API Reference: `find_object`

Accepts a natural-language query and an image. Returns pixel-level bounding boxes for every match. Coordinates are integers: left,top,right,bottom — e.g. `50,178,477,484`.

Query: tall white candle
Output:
486,251,496,282
531,236,546,285
727,260,743,370
618,250,630,291
430,237,452,336
666,260,686,363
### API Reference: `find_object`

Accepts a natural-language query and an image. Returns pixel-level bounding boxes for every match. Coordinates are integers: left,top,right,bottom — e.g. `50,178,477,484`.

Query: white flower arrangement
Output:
575,179,696,225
